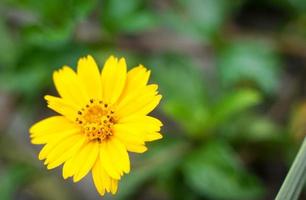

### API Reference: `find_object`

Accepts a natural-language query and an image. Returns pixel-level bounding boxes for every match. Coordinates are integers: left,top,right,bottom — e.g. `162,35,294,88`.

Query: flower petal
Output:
30,116,80,145
44,95,78,121
119,115,162,125
100,137,130,179
114,125,145,144
37,133,79,161
101,56,127,104
117,115,162,132
113,125,148,153
77,55,102,100
116,84,162,118
108,138,130,174
73,141,99,182
145,132,163,141
110,178,118,194
117,65,150,103
37,131,80,160
62,141,99,182
116,116,163,142
123,143,148,153
45,134,86,170
62,157,75,179
30,116,76,137
53,66,88,107
92,157,119,196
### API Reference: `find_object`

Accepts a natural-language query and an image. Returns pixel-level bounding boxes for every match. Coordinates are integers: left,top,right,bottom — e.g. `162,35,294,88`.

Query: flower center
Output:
75,99,115,142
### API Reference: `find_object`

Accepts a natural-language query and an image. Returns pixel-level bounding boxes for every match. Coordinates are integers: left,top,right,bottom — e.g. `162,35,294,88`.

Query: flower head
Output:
29,55,163,195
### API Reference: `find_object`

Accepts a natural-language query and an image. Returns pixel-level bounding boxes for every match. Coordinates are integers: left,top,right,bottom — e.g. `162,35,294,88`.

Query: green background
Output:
0,0,306,199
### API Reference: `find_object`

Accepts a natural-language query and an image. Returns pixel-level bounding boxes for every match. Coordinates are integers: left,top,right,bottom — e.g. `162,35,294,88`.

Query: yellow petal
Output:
99,138,130,179
133,94,162,116
116,84,157,112
45,134,85,169
145,132,163,141
30,116,77,137
99,140,121,179
31,126,79,145
30,119,80,144
29,116,78,141
116,84,161,118
44,95,78,121
113,125,148,153
110,178,118,194
53,66,88,107
62,142,98,181
114,125,146,144
39,140,61,160
62,157,75,179
119,115,162,126
117,65,150,103
115,116,163,142
107,138,130,174
123,143,148,153
38,135,77,160
92,157,119,196
92,158,106,196
101,56,127,104
115,135,147,153
73,141,99,182
117,116,162,133
32,117,80,160
77,55,102,100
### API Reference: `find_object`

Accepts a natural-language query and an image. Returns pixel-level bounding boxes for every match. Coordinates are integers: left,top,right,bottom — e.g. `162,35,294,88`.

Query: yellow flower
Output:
29,55,163,196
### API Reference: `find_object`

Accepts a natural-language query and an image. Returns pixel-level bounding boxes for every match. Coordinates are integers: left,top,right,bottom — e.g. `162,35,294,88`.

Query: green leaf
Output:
222,115,281,142
276,138,306,200
162,0,240,40
150,55,209,135
285,0,306,12
101,0,156,34
110,139,188,200
183,141,264,200
207,89,261,129
23,24,74,48
16,0,97,47
102,0,142,20
0,164,34,200
0,67,49,96
120,12,157,33
0,19,18,67
217,39,281,94
0,46,86,99
16,0,96,24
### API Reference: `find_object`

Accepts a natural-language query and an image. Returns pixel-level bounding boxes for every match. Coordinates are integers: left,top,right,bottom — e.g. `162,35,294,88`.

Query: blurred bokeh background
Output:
1,0,306,199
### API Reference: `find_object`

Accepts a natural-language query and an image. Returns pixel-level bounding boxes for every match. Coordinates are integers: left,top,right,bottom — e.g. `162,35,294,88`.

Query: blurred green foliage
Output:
218,40,281,94
0,164,33,200
101,0,157,34
0,0,306,199
183,141,263,200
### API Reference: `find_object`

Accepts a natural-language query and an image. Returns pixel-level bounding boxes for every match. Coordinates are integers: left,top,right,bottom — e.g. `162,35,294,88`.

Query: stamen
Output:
75,99,116,141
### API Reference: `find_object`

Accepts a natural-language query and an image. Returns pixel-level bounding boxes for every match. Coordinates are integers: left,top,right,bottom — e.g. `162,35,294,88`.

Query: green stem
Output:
276,138,306,200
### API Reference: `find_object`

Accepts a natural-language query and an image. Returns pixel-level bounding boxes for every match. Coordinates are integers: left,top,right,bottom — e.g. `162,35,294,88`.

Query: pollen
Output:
76,99,115,141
